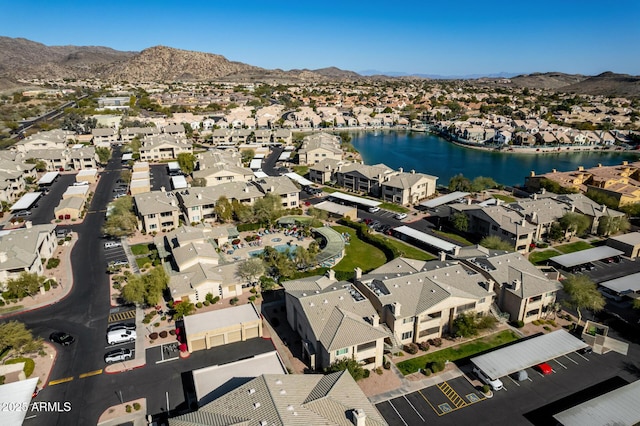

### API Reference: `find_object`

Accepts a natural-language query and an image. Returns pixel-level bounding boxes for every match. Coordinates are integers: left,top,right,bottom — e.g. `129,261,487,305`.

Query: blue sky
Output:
4,0,639,76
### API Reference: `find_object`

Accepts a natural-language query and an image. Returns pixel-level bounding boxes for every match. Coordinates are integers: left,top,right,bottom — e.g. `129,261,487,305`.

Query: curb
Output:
40,342,58,389
104,363,146,375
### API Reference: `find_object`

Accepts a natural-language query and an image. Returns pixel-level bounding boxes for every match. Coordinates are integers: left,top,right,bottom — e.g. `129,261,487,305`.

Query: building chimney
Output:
570,204,575,212
601,204,607,213
371,314,379,327
623,160,628,166
170,200,176,206
197,193,202,200
598,163,602,167
467,198,472,205
530,171,535,177
540,188,546,194
453,246,460,256
410,169,415,174
0,252,7,263
392,302,401,317
531,211,537,222
160,186,166,192
398,167,403,173
439,251,447,262
552,169,557,173
351,409,366,426
533,193,538,200
270,186,274,193
512,279,521,291
327,269,335,280
354,267,362,280
486,279,494,293
578,166,584,171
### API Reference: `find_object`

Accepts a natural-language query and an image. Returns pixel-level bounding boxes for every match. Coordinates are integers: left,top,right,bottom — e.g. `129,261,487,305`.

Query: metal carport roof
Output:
37,171,59,185
550,246,624,268
419,191,470,208
10,192,42,211
553,379,640,426
394,225,460,253
329,192,380,208
599,272,640,295
470,330,588,380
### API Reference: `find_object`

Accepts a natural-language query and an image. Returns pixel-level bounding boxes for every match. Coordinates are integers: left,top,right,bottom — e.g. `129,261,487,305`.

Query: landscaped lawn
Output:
379,203,409,213
322,187,339,193
529,249,561,265
136,257,153,268
292,165,308,176
396,330,520,375
492,194,516,203
433,230,473,246
556,241,594,254
131,244,151,256
332,225,386,275
381,237,435,261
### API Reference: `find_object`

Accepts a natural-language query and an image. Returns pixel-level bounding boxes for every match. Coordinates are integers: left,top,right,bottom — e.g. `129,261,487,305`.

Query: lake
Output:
349,130,639,186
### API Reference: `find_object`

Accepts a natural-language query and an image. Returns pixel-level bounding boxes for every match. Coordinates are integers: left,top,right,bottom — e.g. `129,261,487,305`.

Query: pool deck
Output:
220,229,314,262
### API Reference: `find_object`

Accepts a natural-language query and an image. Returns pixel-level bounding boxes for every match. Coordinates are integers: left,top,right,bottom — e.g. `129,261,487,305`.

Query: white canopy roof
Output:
471,330,588,380
37,171,59,185
171,175,188,189
329,192,380,208
420,191,470,208
393,225,460,253
551,246,624,268
599,272,640,295
284,172,313,187
10,192,42,211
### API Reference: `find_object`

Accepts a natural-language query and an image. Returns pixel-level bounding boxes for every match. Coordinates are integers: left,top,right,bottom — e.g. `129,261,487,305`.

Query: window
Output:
335,348,348,356
148,213,156,219
357,341,376,352
529,295,542,303
457,302,476,312
419,327,440,337
401,331,413,340
149,224,157,230
526,309,539,318
403,317,414,324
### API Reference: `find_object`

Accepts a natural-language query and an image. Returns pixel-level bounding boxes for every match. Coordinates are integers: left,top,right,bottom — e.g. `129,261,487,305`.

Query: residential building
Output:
139,135,193,162
380,170,438,205
91,128,118,144
133,191,181,233
336,163,396,196
119,126,160,143
253,176,300,208
176,182,263,224
0,223,57,288
355,259,494,346
13,129,71,153
283,271,389,370
192,150,253,186
308,158,347,184
297,133,343,165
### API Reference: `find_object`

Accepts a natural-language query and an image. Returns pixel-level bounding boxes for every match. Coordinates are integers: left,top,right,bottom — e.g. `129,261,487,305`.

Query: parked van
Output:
473,366,504,391
107,329,136,345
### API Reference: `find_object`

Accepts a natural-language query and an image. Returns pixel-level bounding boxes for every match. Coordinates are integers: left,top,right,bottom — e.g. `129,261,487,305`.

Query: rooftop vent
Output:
253,402,261,409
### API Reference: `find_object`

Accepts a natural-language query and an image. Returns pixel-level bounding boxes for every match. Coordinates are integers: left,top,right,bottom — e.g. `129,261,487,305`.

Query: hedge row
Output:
237,222,261,232
337,219,400,261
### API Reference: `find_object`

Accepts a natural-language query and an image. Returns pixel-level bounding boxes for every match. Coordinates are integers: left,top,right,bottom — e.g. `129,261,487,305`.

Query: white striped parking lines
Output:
575,351,590,361
506,375,520,386
564,354,579,365
388,400,409,426
553,358,567,369
403,395,425,422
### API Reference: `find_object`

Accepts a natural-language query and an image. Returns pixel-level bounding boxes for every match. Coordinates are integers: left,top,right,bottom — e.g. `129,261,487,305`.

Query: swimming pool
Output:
249,244,297,257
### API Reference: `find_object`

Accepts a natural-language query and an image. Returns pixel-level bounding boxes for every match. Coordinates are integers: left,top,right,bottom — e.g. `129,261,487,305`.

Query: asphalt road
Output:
150,164,172,192
261,145,284,176
11,174,76,226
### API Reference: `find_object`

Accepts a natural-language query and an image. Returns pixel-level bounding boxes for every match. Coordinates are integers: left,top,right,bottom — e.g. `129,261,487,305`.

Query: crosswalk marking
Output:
108,310,136,322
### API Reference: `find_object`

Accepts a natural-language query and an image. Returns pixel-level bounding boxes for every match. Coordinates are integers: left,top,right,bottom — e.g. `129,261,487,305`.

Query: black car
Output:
49,331,75,346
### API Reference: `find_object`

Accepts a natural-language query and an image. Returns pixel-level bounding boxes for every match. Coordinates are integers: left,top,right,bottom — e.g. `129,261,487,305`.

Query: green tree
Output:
192,177,207,187
120,169,132,184
253,193,283,225
4,272,45,299
451,212,468,232
35,160,47,172
143,266,168,306
102,196,138,237
471,176,498,192
0,321,42,355
453,312,478,338
325,357,367,381
547,222,565,242
236,258,265,285
241,149,255,165
449,174,472,192
480,235,513,251
559,212,591,238
173,300,195,319
214,196,233,223
95,147,111,164
232,199,253,223
177,152,196,175
121,276,146,305
127,137,141,154
597,216,630,237
562,274,605,326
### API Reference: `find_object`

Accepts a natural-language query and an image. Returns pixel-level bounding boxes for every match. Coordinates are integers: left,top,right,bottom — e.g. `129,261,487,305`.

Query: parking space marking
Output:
48,376,74,386
437,381,467,408
564,354,579,365
388,400,409,426
79,369,103,378
108,310,136,322
575,351,589,361
506,375,520,386
418,390,440,416
403,395,425,422
553,358,567,369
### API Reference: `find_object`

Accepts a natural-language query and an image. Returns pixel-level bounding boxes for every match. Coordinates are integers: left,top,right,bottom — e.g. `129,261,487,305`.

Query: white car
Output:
107,329,136,345
368,206,380,213
395,213,408,220
104,241,122,249
104,348,133,363
473,366,504,391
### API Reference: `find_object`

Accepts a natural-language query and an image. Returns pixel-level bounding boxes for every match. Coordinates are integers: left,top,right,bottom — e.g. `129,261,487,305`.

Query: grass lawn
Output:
136,257,152,268
381,237,435,261
0,305,24,315
556,241,594,254
4,357,35,377
322,187,339,193
130,243,151,256
529,249,561,265
332,226,386,274
292,165,308,176
396,330,520,375
433,230,473,246
379,203,409,213
492,194,516,203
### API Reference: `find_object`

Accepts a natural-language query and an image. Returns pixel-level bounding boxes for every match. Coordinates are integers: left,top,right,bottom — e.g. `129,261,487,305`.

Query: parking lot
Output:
103,240,128,267
376,345,635,425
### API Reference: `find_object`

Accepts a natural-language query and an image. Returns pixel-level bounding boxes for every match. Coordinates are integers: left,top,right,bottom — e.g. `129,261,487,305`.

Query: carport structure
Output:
393,225,460,254
548,246,624,271
329,191,381,208
470,330,588,380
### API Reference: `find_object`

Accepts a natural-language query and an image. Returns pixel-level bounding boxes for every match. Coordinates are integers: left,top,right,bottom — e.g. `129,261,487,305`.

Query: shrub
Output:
203,300,210,307
159,331,168,338
417,341,430,352
112,283,121,290
547,320,557,327
230,297,239,305
363,369,370,379
428,337,442,347
149,332,158,340
532,320,541,326
248,295,256,301
153,322,160,327
511,320,525,328
482,384,491,394
125,405,132,413
250,287,257,294
169,329,176,335
543,326,552,331
43,280,51,291
375,367,383,375
423,368,432,376
403,343,418,355
142,318,151,324
0,300,4,307
394,351,404,357
133,402,141,411
212,296,220,304
196,302,203,309
160,316,166,321
383,361,391,370
46,258,60,269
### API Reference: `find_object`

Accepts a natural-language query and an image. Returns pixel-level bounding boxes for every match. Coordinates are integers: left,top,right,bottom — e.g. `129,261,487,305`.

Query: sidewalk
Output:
97,398,147,426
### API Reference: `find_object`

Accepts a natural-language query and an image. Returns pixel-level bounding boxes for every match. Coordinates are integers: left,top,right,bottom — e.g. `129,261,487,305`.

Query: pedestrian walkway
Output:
122,239,140,274
97,398,147,426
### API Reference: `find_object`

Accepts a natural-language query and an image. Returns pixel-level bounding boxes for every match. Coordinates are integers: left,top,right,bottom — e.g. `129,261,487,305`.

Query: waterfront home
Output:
380,170,438,205
175,182,263,224
308,158,348,184
297,132,343,165
335,163,396,196
283,270,389,370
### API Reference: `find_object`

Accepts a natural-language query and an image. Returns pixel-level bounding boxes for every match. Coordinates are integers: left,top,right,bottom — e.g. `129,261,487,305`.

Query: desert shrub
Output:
149,332,158,340
212,296,220,304
112,283,121,290
363,369,370,379
428,337,443,347
203,300,210,306
133,402,141,411
153,322,160,327
43,280,51,291
543,326,551,331
532,320,541,325
547,320,557,327
230,297,239,305
196,302,203,308
169,329,176,336
403,343,418,355
482,384,491,394
159,331,168,338
427,360,445,373
125,405,132,413
248,295,256,301
511,320,525,328
375,367,383,375
0,300,4,306
383,361,391,370
423,368,432,376
46,258,60,269
418,341,430,351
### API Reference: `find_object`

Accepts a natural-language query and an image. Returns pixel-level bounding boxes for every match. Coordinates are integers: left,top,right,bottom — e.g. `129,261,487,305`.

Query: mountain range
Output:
0,37,638,96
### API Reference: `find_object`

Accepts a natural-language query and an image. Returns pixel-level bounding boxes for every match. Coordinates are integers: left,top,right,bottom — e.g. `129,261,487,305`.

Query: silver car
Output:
104,348,133,364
